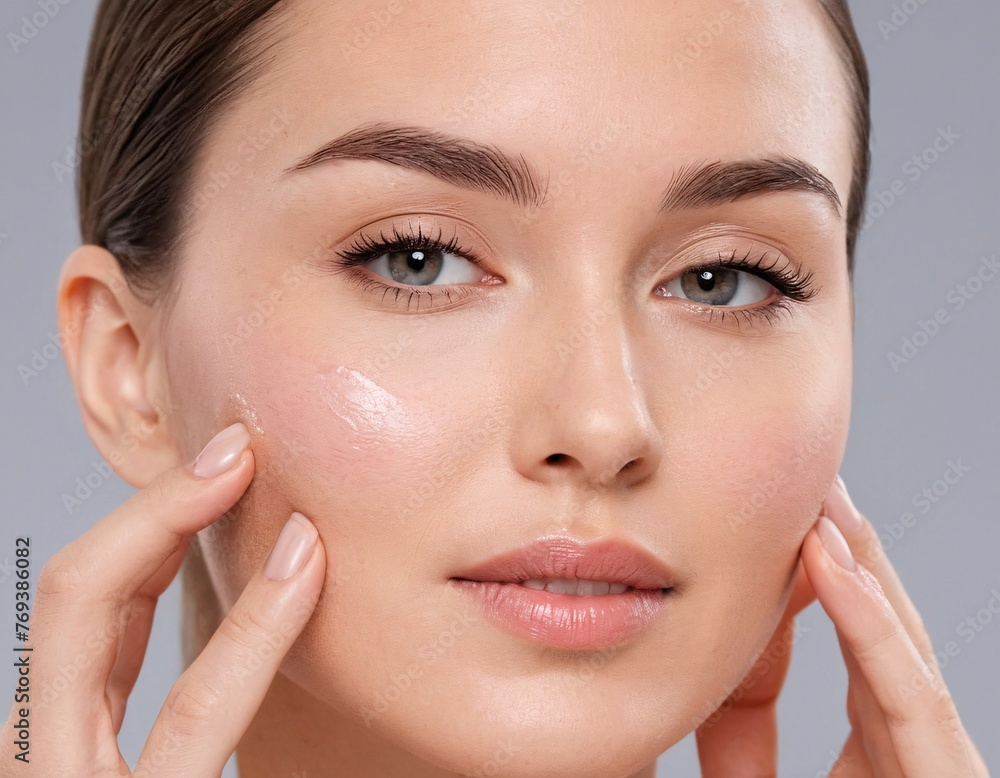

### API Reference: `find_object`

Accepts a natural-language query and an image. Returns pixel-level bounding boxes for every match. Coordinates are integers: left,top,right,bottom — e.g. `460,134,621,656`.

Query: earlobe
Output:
57,244,180,488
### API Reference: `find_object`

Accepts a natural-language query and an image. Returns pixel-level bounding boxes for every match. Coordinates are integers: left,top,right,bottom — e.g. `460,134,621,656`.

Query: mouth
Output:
452,577,667,595
449,536,677,650
518,577,639,595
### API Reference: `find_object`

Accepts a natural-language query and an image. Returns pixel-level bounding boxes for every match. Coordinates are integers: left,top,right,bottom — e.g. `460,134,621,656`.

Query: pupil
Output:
697,270,715,291
407,250,426,271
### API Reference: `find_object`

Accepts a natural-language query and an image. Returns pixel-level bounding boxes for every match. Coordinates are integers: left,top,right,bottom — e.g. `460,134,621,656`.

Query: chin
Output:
278,584,770,777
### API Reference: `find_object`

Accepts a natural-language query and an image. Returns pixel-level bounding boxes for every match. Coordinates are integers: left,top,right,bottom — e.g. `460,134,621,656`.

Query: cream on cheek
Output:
229,390,266,438
221,350,468,546
189,358,423,608
317,365,411,448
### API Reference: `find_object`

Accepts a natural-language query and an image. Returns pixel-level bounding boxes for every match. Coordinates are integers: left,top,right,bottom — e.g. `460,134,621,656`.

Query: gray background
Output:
1,1,997,775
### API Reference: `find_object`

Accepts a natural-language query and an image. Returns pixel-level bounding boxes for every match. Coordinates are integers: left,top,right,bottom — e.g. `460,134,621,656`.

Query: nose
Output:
510,298,664,492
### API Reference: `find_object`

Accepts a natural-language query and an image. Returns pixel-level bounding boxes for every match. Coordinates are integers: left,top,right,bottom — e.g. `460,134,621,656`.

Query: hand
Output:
695,475,989,777
1,422,327,776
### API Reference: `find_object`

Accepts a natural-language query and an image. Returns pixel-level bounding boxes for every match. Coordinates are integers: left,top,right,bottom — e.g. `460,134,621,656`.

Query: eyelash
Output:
330,223,487,311
327,223,819,326
677,247,819,329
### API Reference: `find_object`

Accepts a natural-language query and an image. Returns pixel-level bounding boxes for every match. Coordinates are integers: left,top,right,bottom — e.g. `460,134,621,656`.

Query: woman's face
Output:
157,0,854,773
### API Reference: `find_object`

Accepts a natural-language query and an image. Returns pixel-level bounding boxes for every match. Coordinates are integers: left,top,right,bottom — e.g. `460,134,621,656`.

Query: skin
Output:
168,0,854,772
4,0,987,775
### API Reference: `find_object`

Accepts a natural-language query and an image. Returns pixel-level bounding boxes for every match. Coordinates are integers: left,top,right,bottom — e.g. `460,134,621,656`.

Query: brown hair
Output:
78,0,284,303
76,0,871,664
816,0,872,270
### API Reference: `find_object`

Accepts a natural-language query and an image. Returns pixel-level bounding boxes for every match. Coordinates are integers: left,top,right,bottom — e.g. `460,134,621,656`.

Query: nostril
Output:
546,453,567,464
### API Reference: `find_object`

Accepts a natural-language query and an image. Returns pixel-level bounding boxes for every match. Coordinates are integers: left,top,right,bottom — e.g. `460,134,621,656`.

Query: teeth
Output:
520,578,629,595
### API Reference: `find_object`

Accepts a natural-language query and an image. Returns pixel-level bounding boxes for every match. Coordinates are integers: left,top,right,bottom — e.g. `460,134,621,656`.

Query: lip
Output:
449,536,676,650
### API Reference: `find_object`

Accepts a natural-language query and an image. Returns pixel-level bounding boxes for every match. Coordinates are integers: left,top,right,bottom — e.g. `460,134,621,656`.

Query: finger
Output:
831,729,877,778
802,518,977,776
839,619,987,777
787,555,818,617
824,476,937,670
108,540,201,731
31,422,254,717
837,629,905,778
825,477,976,774
696,558,815,776
107,594,159,732
135,512,326,777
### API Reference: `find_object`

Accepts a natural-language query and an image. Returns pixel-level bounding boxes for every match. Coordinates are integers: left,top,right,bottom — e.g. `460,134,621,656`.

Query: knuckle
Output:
144,472,171,504
881,698,914,730
218,603,274,652
35,549,86,602
137,469,178,512
163,682,217,736
928,675,959,717
885,660,945,729
35,546,128,615
852,619,902,664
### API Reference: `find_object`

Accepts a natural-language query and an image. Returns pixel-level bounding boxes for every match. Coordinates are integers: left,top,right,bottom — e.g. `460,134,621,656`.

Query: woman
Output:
4,0,988,775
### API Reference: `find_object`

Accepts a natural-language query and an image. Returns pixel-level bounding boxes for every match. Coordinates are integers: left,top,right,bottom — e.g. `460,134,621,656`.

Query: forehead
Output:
211,0,853,218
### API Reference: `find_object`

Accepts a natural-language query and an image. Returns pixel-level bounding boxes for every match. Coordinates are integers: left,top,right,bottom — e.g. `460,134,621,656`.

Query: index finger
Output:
823,475,937,670
31,422,254,705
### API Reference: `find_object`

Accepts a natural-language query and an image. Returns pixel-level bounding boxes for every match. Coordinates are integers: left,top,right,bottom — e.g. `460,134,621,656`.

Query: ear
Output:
57,245,182,489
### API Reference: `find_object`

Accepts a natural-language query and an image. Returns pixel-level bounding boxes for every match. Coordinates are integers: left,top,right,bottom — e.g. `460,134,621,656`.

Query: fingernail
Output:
264,512,318,581
817,515,857,571
825,473,864,535
191,422,251,478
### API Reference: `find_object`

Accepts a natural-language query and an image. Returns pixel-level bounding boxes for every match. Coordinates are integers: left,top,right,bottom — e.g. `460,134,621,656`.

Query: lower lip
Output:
450,580,670,650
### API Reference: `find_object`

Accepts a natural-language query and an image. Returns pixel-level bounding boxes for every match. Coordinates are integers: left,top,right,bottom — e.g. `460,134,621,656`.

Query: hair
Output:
814,0,872,275
77,0,285,304
76,0,871,665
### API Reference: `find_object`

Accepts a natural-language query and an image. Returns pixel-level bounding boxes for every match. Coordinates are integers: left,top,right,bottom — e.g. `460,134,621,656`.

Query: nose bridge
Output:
511,277,664,491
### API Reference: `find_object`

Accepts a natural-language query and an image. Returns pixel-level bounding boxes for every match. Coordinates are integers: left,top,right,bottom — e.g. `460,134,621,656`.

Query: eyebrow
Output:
285,122,842,217
284,121,547,209
660,156,842,216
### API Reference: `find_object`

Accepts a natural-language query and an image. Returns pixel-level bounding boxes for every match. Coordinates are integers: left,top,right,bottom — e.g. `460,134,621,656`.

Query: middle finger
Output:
823,475,937,670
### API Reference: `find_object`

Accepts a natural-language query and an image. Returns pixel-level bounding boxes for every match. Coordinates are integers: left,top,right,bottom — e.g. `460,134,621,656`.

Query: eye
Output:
662,265,776,307
657,248,818,309
323,221,498,312
365,245,484,287
332,222,488,287
654,248,819,328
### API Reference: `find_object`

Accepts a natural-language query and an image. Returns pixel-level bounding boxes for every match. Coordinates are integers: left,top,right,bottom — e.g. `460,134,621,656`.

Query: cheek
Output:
259,357,476,522
666,344,850,709
721,399,847,553
200,349,484,592
696,388,849,600
668,326,851,562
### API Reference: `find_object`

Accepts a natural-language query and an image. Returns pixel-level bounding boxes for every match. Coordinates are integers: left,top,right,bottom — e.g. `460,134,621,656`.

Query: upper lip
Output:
450,536,676,591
